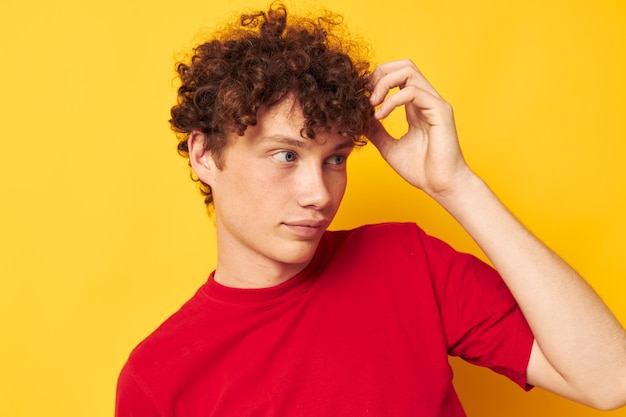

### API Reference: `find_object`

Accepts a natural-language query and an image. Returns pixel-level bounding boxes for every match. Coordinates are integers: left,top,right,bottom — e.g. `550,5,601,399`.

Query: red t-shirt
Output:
117,223,533,416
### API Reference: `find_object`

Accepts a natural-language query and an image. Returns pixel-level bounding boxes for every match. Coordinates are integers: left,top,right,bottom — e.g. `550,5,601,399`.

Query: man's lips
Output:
283,219,329,228
281,219,329,237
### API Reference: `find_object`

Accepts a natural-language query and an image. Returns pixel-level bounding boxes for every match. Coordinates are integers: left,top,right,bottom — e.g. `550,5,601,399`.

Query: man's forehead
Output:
262,94,304,120
252,97,354,150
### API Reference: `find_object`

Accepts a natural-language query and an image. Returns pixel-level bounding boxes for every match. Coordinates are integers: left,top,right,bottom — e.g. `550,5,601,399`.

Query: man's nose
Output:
296,165,333,210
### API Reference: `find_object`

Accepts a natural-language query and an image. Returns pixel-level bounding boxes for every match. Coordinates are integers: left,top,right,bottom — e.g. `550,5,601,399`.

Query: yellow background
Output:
1,0,625,416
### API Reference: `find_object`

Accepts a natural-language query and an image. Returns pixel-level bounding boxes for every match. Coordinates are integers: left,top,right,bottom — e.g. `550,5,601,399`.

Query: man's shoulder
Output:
324,221,426,250
123,284,210,369
314,222,436,272
327,221,422,239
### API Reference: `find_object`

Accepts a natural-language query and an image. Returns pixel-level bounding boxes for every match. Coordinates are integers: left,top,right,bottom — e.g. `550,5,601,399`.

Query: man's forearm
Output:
433,171,626,409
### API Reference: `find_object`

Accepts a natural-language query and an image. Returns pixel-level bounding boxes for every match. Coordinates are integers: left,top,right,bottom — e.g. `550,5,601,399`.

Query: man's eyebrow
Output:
264,136,354,151
333,140,355,151
265,136,310,149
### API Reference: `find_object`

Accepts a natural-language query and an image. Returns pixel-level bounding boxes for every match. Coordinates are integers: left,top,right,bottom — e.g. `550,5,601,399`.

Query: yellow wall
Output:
1,0,624,416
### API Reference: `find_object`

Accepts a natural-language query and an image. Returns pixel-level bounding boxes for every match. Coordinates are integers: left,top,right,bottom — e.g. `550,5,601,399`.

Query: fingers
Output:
373,84,443,121
368,59,451,126
368,59,442,106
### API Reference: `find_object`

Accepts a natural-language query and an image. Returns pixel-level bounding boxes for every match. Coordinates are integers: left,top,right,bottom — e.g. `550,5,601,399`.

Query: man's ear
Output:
188,130,218,187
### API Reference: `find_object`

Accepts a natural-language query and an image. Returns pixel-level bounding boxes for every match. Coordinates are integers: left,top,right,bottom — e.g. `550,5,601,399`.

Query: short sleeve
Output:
417,227,534,390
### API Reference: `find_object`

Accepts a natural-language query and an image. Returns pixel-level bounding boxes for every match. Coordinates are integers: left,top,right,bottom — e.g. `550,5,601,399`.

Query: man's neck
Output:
212,256,309,289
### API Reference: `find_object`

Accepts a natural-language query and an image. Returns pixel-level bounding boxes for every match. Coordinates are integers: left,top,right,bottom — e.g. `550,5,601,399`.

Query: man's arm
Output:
366,59,626,410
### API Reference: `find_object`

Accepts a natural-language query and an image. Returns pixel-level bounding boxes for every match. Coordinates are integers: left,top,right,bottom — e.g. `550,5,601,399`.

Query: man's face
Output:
206,97,354,283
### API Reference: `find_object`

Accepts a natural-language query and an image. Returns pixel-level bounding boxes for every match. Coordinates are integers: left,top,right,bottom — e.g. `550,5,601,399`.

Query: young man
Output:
116,4,626,416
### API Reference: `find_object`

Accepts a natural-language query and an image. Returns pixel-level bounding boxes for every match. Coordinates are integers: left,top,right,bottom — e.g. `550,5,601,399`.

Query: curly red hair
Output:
169,2,374,206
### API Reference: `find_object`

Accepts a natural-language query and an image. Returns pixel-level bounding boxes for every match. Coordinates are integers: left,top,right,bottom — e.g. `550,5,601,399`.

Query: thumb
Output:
366,118,396,158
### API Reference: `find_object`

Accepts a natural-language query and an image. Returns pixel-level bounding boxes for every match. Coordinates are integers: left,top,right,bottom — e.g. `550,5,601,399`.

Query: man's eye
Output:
273,151,297,162
326,155,346,165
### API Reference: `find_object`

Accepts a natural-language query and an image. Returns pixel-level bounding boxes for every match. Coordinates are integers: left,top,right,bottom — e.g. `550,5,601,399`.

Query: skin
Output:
188,59,626,410
188,96,354,289
367,59,626,410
